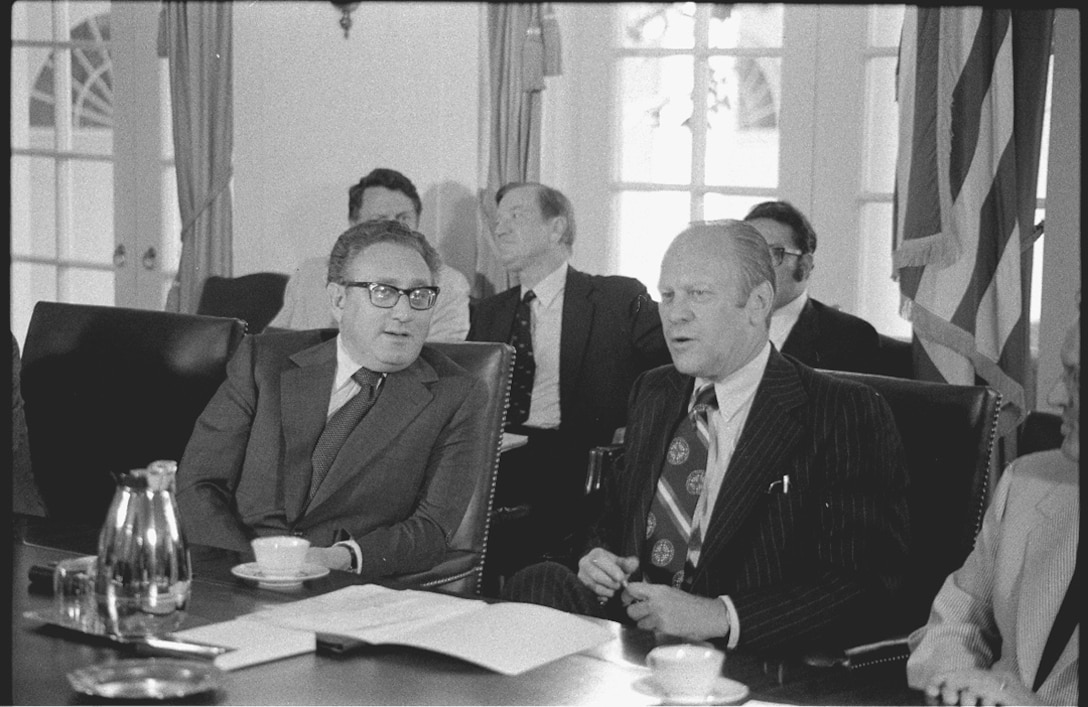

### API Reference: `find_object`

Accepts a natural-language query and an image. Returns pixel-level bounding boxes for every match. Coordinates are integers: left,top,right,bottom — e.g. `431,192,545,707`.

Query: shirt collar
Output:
769,289,808,349
694,341,773,420
523,260,568,309
334,334,368,390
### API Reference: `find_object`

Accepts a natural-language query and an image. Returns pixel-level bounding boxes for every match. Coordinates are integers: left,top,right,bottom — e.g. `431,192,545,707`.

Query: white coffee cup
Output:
251,536,310,576
646,643,725,698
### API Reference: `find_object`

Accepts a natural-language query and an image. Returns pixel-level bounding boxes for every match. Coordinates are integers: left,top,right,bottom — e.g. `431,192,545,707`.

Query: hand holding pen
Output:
578,548,639,603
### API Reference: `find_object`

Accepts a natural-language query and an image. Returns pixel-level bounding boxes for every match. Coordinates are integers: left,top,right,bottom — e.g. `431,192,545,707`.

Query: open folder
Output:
250,584,614,675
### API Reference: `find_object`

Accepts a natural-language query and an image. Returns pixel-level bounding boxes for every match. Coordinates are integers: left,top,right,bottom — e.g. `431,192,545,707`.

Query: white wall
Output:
232,2,481,281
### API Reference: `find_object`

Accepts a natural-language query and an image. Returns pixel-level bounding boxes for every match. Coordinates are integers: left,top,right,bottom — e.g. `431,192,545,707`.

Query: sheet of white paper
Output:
250,585,613,675
174,618,315,671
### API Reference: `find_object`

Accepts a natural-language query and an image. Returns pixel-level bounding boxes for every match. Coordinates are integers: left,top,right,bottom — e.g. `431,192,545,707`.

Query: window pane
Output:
618,56,693,185
702,193,767,222
161,166,182,273
65,266,114,307
868,5,905,48
19,155,59,259
709,4,783,49
11,262,57,347
618,3,695,49
70,160,114,264
705,55,779,187
862,56,898,194
616,191,691,293
857,202,910,338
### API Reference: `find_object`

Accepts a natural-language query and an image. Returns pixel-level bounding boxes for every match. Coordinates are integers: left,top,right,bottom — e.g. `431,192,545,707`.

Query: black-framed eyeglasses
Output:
768,245,804,266
341,281,440,310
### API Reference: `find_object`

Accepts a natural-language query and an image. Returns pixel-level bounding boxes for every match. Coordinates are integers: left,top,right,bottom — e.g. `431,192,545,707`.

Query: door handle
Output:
113,244,126,268
142,247,158,270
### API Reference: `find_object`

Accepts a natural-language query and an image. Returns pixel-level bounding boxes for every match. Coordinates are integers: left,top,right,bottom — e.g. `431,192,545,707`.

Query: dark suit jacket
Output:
782,297,880,374
591,348,910,654
176,329,488,577
469,266,670,451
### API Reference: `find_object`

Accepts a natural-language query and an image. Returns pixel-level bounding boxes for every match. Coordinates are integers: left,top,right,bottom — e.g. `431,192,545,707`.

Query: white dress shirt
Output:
523,261,567,430
693,341,772,648
769,290,808,350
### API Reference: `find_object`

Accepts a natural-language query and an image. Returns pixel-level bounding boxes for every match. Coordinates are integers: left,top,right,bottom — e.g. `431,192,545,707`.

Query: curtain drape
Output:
893,8,1053,418
162,1,233,314
474,4,561,299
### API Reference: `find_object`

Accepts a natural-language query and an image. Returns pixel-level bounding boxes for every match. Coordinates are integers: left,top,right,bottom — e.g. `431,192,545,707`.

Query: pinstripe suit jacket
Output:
590,347,910,654
907,450,1079,706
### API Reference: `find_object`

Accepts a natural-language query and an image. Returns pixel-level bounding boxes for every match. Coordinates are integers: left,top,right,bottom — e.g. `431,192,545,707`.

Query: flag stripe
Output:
894,7,1052,416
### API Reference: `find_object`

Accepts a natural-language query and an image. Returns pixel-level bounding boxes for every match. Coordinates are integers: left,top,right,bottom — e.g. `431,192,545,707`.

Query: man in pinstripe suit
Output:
504,220,910,655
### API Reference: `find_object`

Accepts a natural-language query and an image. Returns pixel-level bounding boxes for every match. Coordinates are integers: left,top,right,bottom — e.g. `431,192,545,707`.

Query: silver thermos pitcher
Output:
94,460,192,637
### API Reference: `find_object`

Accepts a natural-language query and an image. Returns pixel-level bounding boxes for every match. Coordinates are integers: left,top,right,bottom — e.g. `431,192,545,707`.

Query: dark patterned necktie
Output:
506,289,536,428
643,384,717,588
309,367,383,501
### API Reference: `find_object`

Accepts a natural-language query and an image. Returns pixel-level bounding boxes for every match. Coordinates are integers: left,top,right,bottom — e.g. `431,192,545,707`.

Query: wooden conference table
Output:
11,517,922,705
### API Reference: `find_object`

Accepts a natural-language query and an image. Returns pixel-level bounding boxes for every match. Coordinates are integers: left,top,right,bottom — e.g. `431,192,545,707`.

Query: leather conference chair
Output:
1016,409,1063,457
583,371,1001,665
196,272,290,334
20,301,245,525
395,341,514,595
873,333,914,379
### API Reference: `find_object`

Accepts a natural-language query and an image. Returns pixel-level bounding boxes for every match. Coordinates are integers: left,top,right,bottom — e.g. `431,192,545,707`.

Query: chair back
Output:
196,272,289,334
873,333,913,379
395,341,514,595
21,302,245,524
827,371,1001,635
1017,410,1063,457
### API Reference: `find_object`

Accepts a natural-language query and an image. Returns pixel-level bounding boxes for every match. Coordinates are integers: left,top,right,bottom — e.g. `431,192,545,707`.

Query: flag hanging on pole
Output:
893,7,1053,417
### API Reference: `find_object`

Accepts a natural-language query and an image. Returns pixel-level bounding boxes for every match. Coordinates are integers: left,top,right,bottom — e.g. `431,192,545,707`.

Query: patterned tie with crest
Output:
642,384,717,588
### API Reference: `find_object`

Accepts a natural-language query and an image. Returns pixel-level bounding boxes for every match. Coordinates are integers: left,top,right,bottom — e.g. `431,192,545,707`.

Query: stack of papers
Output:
174,618,315,671
252,584,614,675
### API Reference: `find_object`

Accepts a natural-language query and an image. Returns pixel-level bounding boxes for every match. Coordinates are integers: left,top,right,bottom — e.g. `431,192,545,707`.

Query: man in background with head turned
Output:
178,220,488,578
503,219,910,656
270,167,471,342
744,200,881,374
469,182,670,592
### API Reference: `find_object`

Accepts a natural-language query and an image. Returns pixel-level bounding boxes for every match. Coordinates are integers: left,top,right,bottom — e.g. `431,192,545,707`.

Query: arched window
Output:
29,13,113,129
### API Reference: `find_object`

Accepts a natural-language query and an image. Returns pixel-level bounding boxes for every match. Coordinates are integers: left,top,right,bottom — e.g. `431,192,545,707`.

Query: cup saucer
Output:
632,675,749,705
230,562,330,587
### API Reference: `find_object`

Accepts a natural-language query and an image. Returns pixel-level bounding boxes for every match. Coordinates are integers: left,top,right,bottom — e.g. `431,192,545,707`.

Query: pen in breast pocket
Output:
767,474,790,494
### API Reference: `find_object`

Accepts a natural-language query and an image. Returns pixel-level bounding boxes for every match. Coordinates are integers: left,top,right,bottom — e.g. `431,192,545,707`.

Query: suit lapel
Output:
303,355,438,513
783,299,819,364
487,287,520,342
693,350,808,582
559,267,594,413
1017,482,1079,686
281,339,338,524
625,370,691,558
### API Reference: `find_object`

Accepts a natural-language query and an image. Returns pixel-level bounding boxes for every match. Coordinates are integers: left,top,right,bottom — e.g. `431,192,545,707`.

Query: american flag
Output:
893,8,1053,417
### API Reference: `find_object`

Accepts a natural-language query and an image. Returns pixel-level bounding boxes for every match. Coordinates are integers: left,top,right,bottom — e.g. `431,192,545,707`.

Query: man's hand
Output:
305,545,352,571
923,669,1041,706
624,581,730,641
578,548,639,600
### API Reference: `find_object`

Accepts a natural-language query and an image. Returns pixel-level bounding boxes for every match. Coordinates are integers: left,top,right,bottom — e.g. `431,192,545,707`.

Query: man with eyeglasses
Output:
269,167,471,342
178,220,488,577
744,201,881,374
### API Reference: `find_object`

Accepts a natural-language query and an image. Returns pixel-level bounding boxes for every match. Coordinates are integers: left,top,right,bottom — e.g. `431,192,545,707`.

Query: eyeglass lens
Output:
369,284,436,310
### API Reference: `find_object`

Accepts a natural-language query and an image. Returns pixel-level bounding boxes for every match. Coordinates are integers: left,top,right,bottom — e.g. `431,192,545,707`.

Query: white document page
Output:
251,585,613,675
174,617,315,671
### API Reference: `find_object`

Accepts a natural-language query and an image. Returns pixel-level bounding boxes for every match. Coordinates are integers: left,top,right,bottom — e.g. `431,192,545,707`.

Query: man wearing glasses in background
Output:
744,201,881,374
177,220,488,577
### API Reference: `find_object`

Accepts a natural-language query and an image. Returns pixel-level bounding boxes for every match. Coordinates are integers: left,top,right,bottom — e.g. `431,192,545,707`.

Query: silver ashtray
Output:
67,657,223,700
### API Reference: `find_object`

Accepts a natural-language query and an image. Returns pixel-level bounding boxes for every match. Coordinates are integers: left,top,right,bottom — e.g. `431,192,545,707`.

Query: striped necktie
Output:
643,384,717,588
308,367,383,501
506,289,536,428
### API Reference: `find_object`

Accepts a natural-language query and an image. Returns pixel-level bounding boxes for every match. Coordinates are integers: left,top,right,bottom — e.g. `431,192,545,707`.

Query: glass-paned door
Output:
10,0,180,347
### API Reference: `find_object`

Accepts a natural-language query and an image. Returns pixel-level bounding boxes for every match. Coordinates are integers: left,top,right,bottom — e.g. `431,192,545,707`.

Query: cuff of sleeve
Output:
333,538,362,574
718,595,740,649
